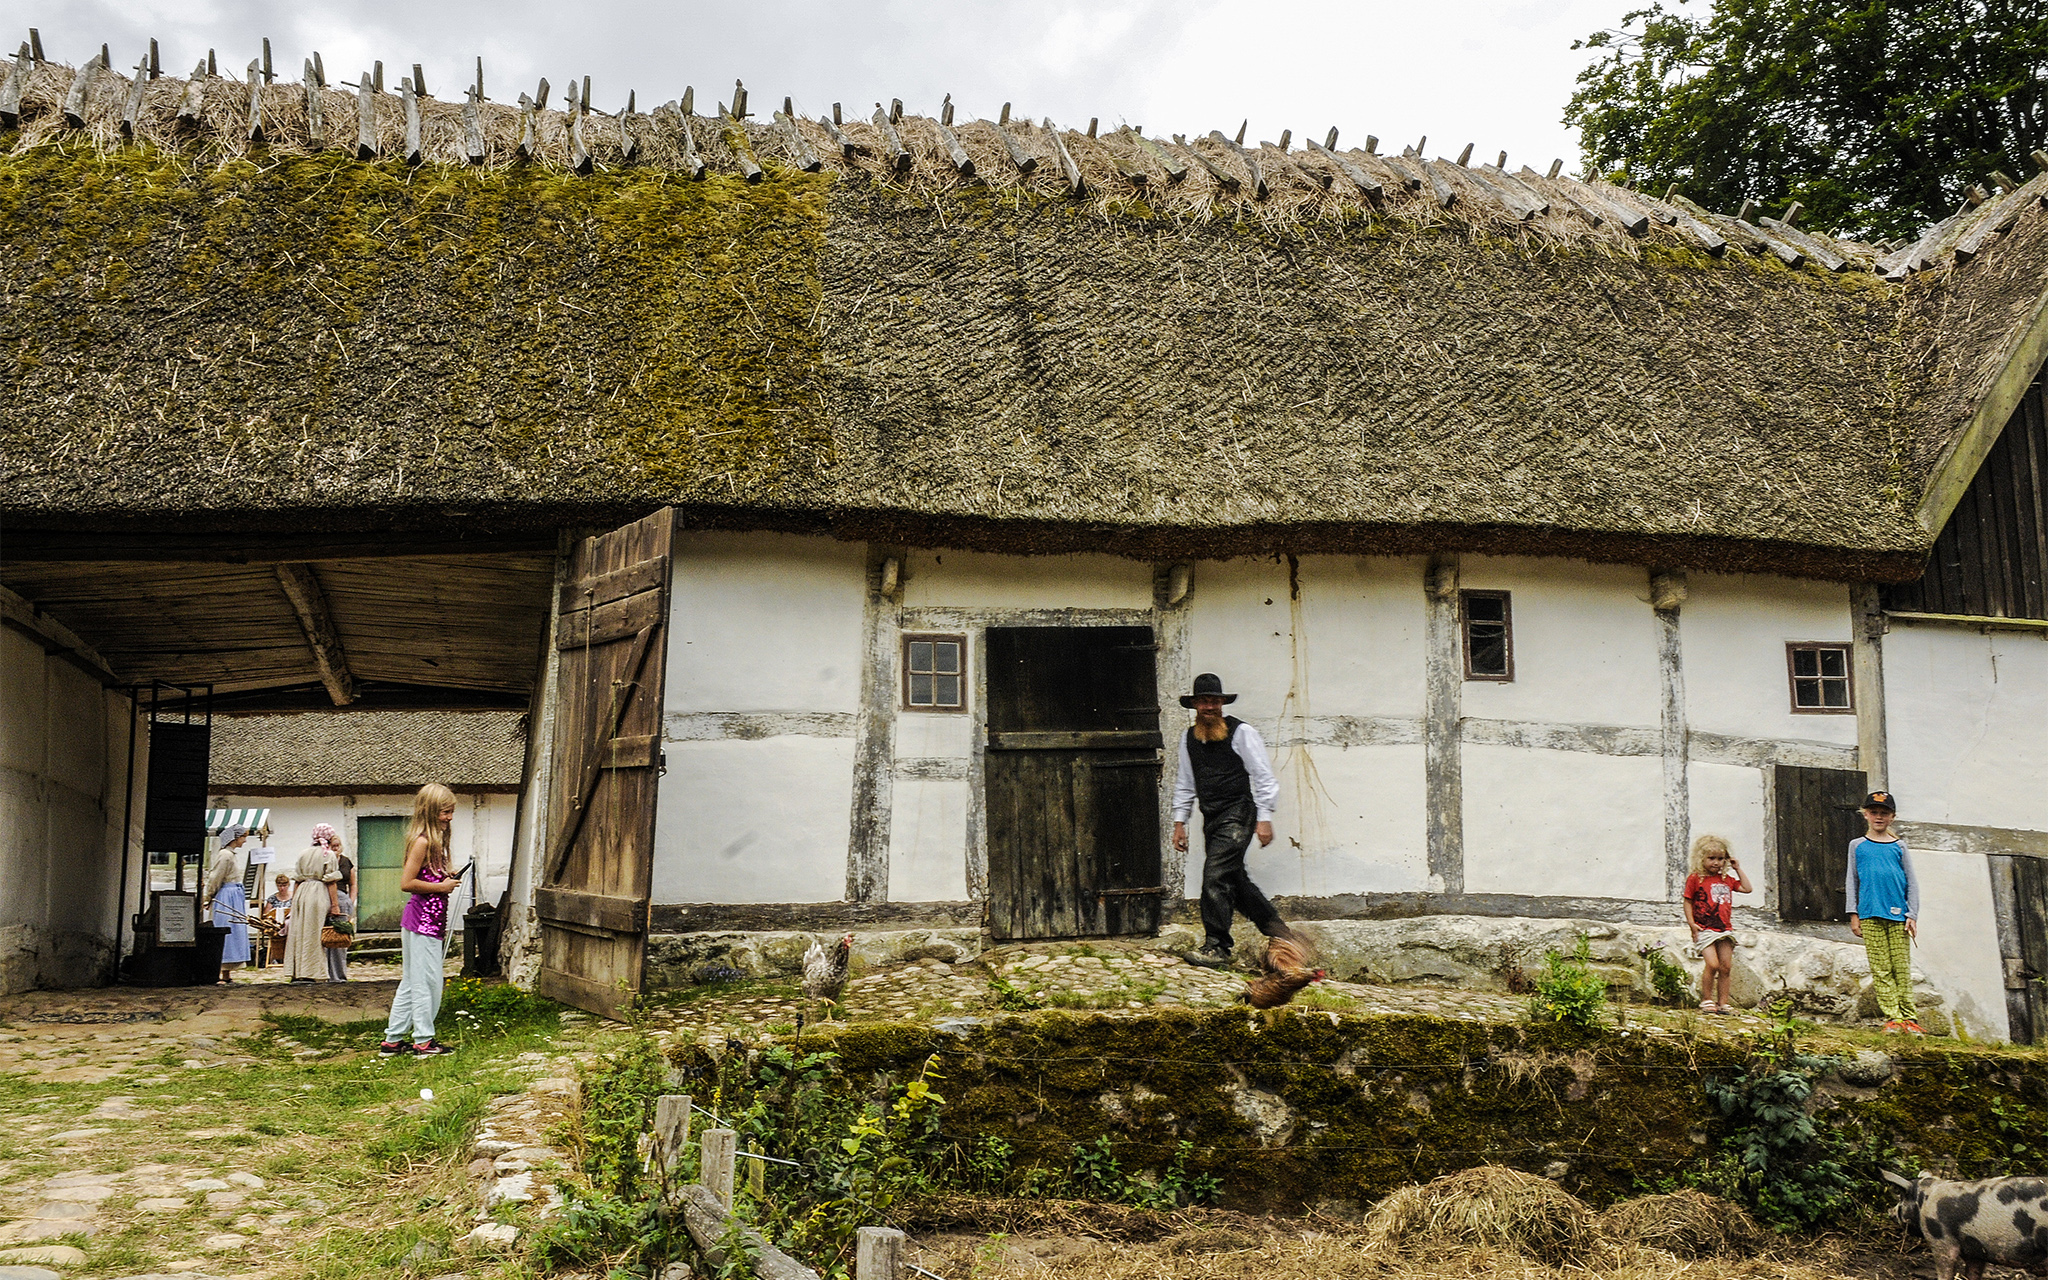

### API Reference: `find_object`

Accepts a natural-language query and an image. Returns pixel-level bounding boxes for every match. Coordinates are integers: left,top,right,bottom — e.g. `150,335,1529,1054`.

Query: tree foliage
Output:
1565,0,2048,240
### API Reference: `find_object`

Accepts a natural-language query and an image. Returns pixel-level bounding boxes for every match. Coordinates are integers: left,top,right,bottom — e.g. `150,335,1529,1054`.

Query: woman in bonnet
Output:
282,823,344,982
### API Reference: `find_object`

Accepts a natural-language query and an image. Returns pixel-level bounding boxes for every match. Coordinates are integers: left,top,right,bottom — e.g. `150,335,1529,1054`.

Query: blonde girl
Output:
1681,834,1752,1013
379,784,461,1056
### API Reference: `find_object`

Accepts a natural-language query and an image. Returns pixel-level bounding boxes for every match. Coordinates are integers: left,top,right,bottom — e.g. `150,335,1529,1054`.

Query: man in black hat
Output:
1171,673,1289,967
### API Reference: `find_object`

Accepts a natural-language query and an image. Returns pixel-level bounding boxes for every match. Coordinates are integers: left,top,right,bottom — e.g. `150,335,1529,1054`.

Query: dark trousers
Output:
1198,800,1284,950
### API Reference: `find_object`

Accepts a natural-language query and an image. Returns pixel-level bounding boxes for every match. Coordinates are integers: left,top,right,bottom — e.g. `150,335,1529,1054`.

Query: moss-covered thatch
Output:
4,56,2047,579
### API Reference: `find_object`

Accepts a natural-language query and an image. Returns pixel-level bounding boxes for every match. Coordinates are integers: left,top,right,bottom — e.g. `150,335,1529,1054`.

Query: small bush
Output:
440,977,558,1040
1641,945,1690,1005
1695,1054,1854,1230
1527,937,1607,1028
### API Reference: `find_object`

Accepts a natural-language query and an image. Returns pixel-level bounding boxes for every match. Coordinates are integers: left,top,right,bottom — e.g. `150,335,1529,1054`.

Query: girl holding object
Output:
1682,834,1752,1013
379,784,462,1057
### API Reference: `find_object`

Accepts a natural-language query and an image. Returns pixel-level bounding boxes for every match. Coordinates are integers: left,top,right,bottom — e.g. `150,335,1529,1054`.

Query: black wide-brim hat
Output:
1179,672,1238,708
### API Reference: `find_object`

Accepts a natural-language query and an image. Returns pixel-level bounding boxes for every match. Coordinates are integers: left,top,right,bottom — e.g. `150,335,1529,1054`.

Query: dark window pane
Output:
1469,630,1507,676
1792,649,1818,677
1821,680,1849,708
909,672,934,705
1818,648,1847,678
908,641,933,674
1793,677,1821,707
1465,595,1505,623
935,675,960,707
935,642,960,675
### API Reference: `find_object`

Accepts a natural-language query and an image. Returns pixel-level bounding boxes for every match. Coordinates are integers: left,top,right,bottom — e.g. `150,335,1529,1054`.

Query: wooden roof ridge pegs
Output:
1736,197,1760,223
1233,117,1246,146
149,38,160,79
1547,158,1563,179
1185,134,1240,192
301,60,324,149
1086,116,1097,138
1471,163,1548,219
889,96,902,124
992,108,1036,173
1782,200,1804,225
1990,170,2018,194
1954,174,2048,261
1042,118,1086,195
62,51,100,128
0,44,29,128
411,62,426,97
718,103,763,182
618,90,639,162
176,59,208,127
568,77,591,175
516,91,536,159
1524,166,1612,229
121,54,149,136
1759,214,1851,271
772,107,822,172
1454,142,1473,165
871,104,911,172
1209,128,1267,199
819,109,854,159
311,50,325,87
1364,134,1378,153
1496,150,1507,168
1670,192,1790,261
1416,157,1459,209
537,76,551,110
1627,190,1729,256
463,85,485,165
932,97,974,177
400,75,422,163
1124,127,1185,183
355,71,377,160
28,27,42,62
372,60,382,93
1306,136,1379,198
245,58,265,142
1377,151,1426,192
652,99,706,179
1100,131,1146,188
259,37,272,83
1264,135,1323,191
732,78,748,119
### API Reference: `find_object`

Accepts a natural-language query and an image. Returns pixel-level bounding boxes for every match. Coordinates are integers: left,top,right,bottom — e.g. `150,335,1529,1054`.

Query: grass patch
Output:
365,1086,493,1171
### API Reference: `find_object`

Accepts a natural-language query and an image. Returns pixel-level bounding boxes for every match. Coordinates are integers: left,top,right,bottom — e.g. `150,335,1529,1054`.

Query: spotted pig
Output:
1883,1169,2048,1280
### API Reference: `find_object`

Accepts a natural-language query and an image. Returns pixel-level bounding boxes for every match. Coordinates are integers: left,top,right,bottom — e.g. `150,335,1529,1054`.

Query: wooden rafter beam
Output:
274,562,357,705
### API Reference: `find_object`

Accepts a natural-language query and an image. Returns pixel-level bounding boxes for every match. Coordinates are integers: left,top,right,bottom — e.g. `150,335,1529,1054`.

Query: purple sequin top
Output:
400,865,450,939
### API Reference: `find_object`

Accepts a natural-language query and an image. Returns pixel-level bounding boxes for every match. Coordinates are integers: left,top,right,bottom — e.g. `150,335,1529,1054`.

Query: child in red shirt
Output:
1681,834,1753,1013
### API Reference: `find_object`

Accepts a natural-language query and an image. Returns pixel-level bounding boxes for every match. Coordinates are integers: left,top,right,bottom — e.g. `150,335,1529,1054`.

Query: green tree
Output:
1565,0,2048,240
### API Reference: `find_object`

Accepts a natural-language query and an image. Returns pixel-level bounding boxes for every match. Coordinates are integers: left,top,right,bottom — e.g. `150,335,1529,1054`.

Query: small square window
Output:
1461,591,1514,681
903,635,967,711
1786,643,1854,713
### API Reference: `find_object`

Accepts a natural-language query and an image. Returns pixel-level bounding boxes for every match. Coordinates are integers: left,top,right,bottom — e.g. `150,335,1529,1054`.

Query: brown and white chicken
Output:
1240,934,1325,1012
802,932,854,1018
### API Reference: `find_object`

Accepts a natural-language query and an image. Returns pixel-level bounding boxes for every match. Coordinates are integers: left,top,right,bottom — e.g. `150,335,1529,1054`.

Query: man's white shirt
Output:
1171,721,1280,823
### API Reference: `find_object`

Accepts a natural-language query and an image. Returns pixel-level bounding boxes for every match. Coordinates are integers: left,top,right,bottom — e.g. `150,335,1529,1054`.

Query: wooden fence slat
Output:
857,1226,905,1279
653,1094,691,1171
701,1128,736,1210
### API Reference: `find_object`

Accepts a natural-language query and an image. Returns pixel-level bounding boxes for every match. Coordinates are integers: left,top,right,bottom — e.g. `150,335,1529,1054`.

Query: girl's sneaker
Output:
1882,1020,1908,1033
1904,1020,1927,1036
377,1040,411,1056
412,1040,456,1056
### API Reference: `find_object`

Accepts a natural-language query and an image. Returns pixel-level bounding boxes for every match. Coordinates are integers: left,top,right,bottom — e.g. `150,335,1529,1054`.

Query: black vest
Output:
1186,717,1251,817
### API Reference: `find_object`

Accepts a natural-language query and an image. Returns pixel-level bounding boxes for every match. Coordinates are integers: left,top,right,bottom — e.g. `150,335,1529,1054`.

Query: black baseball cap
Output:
1861,791,1897,811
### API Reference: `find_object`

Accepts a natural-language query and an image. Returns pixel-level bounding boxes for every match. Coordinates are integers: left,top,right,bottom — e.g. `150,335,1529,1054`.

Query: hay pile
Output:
1597,1188,1766,1258
1360,1166,1599,1266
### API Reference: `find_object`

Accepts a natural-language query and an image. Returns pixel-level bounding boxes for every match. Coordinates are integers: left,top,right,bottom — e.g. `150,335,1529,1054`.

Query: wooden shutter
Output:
1773,765,1867,923
985,626,1162,940
533,508,674,1019
2007,858,2048,1044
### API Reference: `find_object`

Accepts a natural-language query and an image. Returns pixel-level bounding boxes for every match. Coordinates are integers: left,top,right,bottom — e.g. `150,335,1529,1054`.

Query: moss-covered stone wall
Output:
674,1010,2048,1214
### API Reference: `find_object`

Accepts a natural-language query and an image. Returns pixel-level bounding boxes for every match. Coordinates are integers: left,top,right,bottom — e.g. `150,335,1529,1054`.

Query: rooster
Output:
802,932,854,1019
1239,934,1325,1015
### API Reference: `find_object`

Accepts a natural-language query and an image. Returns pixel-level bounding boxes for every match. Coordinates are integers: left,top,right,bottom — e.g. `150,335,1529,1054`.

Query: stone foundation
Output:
0,925,114,997
643,927,984,989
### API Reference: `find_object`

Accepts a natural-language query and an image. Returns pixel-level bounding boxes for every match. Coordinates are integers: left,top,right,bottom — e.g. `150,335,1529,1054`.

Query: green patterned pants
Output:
1862,918,1916,1021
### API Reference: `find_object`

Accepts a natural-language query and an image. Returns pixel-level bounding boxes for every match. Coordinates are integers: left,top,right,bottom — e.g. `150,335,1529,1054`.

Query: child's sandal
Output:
1699,999,1717,1012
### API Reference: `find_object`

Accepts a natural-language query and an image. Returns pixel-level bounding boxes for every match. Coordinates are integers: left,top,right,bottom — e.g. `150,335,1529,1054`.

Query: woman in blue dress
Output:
203,824,254,985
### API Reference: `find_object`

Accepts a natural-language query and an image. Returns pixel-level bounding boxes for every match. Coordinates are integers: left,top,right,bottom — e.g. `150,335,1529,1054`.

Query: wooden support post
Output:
177,59,208,126
871,105,911,173
275,563,357,706
857,1226,905,1280
1124,128,1185,183
0,45,30,127
653,1094,692,1172
463,86,484,164
774,110,822,172
701,1129,736,1210
63,56,99,128
400,76,421,163
245,59,264,141
302,60,324,149
1043,119,1085,195
121,59,147,136
355,71,377,160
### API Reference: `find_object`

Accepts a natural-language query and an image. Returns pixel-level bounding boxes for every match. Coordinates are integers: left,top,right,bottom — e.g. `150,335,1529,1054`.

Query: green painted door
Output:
357,817,408,932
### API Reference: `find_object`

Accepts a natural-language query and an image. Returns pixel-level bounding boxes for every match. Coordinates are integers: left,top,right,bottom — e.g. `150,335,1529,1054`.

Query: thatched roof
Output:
3,52,2047,580
208,710,524,792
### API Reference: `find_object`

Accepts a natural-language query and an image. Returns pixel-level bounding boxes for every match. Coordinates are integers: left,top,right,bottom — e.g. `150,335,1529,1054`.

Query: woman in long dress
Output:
202,825,253,985
282,824,343,982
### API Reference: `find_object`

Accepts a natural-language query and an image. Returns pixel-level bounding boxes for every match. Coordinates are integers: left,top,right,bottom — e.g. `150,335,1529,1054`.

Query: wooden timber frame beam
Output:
1917,285,2048,538
274,562,357,705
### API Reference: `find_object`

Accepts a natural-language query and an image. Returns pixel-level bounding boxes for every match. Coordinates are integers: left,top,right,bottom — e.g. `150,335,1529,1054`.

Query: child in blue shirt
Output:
1844,790,1922,1035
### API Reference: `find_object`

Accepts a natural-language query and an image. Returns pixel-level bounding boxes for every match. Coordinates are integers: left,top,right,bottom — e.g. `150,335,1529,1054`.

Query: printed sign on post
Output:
248,845,276,866
157,891,197,944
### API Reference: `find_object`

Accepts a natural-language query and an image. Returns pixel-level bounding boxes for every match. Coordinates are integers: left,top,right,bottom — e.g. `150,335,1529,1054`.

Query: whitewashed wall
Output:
0,626,143,994
208,792,518,918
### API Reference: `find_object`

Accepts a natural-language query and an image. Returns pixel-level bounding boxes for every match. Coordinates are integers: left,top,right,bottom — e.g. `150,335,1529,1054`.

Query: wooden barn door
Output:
1774,765,1868,923
985,626,1163,940
534,509,674,1019
2005,858,2048,1044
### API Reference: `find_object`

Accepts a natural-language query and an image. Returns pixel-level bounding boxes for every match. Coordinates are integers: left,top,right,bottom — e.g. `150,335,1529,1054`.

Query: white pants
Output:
382,929,447,1043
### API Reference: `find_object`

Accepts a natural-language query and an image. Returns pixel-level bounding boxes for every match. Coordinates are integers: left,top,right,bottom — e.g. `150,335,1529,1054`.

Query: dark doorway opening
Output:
984,625,1163,941
1773,765,1867,923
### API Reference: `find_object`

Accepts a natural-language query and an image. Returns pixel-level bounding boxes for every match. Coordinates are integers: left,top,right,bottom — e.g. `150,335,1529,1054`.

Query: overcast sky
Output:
9,0,1619,169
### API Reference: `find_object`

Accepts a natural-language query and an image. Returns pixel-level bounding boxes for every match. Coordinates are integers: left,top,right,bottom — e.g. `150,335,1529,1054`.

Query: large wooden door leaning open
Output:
985,626,1163,940
534,508,674,1019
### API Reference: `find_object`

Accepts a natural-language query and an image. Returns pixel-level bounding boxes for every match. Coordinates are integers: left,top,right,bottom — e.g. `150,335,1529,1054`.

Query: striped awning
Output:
205,808,270,836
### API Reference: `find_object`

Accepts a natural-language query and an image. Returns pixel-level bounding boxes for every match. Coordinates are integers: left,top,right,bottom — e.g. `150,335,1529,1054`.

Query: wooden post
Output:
701,1128,736,1210
871,105,910,173
302,60,324,149
176,59,207,126
463,86,484,164
1043,119,1085,195
244,58,263,141
857,1226,905,1280
653,1094,692,1172
745,1148,766,1197
121,59,147,136
63,57,100,128
401,76,421,163
0,44,29,127
355,71,377,160
774,111,821,172
517,92,535,159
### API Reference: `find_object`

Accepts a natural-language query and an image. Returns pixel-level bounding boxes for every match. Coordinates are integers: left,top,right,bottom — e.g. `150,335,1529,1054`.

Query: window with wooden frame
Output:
1460,591,1514,681
902,634,967,711
1786,643,1853,713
